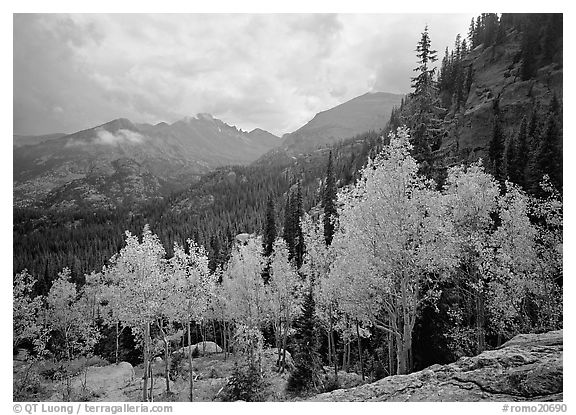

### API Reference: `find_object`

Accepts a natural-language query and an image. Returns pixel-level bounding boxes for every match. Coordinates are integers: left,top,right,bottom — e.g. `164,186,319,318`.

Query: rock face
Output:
311,330,562,402
437,31,562,168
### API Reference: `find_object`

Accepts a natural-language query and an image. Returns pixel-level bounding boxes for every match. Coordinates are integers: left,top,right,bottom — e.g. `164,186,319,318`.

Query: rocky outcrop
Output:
438,29,562,168
311,330,562,402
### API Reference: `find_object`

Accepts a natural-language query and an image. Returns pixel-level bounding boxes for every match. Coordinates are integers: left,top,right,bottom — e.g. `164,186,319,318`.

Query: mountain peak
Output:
277,91,404,153
99,118,136,132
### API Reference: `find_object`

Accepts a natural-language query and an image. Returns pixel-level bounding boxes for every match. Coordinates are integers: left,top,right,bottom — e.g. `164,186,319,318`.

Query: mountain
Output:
13,133,67,148
13,115,279,209
259,92,403,163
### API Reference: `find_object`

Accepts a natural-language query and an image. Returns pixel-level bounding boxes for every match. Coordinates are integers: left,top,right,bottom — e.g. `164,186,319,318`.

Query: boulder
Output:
311,330,563,402
176,341,223,356
263,348,295,371
61,362,136,401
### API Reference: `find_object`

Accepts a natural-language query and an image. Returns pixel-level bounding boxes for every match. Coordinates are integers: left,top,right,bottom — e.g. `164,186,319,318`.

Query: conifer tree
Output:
468,18,476,48
489,115,506,188
322,152,338,246
286,282,323,393
292,181,305,269
262,197,276,284
409,25,440,176
506,117,528,187
536,114,562,192
283,192,294,259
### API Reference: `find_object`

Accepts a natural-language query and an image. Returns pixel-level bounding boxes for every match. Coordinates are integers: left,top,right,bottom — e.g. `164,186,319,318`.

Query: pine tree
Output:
483,13,499,46
283,192,294,260
507,117,528,187
536,114,562,191
293,181,305,269
520,16,541,80
286,283,322,393
474,16,482,47
468,18,476,48
322,152,338,246
489,114,506,188
409,25,440,176
262,197,276,284
411,25,438,96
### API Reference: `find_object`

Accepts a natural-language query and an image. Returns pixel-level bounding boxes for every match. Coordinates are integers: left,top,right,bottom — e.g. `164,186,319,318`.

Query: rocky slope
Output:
311,330,563,402
437,28,562,168
13,115,279,209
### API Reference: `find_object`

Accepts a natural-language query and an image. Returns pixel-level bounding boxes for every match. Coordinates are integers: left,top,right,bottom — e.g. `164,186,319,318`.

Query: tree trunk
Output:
115,321,120,364
396,327,412,376
202,322,206,354
281,328,288,374
331,330,338,378
143,322,150,401
157,320,171,394
163,337,170,393
356,320,365,381
223,320,228,360
277,335,282,370
476,292,486,353
187,320,193,402
387,330,394,376
329,310,337,379
220,320,226,356
342,340,347,372
347,340,351,372
327,331,332,367
148,360,154,402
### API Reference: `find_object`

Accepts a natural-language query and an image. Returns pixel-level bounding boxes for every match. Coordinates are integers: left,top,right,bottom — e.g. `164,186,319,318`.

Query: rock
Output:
310,330,562,402
59,362,136,401
262,348,295,371
323,369,365,389
176,341,223,356
235,233,252,245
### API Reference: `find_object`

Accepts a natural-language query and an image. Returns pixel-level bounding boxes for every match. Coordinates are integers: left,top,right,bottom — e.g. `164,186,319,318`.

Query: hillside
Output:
13,115,279,209
257,91,402,166
13,133,66,148
388,13,562,194
438,24,562,169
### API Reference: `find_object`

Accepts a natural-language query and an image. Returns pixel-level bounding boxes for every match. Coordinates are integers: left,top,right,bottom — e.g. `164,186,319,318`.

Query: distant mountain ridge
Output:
13,114,279,209
13,90,402,210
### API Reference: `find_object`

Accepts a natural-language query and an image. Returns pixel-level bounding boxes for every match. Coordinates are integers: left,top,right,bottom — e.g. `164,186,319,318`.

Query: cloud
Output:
14,13,474,136
94,128,144,146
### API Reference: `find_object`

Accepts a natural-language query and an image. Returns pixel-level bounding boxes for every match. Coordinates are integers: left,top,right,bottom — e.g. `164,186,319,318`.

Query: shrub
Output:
191,346,200,358
322,376,340,393
220,363,266,402
170,351,185,380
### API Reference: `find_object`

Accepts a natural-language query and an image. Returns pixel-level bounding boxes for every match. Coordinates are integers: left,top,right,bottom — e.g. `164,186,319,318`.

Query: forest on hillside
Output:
14,13,562,402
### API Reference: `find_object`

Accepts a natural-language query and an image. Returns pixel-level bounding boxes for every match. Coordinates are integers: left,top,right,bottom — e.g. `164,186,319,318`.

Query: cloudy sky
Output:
14,13,474,136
